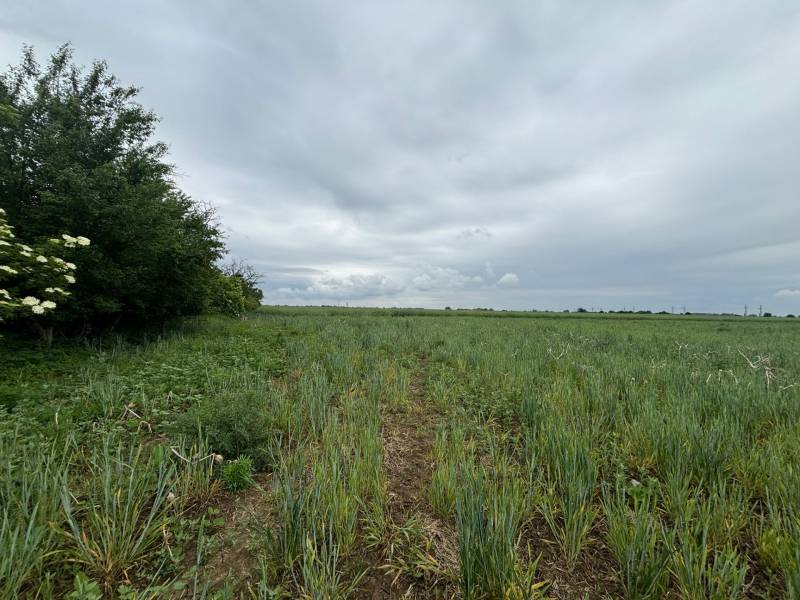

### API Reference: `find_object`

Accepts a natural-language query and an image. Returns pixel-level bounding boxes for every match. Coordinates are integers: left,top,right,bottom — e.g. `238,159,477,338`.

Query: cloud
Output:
276,263,484,302
497,273,520,287
775,289,800,298
3,1,799,312
277,272,403,301
411,265,483,291
457,227,492,240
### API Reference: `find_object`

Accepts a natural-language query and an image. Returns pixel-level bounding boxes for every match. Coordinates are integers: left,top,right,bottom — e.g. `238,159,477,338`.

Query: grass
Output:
1,310,799,597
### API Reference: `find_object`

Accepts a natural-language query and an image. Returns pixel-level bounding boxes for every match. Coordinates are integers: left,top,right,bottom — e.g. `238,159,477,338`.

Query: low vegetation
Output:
1,308,798,598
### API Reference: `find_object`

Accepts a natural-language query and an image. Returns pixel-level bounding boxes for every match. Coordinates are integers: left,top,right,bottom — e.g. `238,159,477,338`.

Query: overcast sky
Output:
3,2,800,313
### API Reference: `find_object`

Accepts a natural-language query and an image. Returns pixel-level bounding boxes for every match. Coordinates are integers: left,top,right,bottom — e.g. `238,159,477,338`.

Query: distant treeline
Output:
257,305,798,322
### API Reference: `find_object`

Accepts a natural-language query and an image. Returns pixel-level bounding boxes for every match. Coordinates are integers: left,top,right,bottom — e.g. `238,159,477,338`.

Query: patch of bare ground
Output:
176,473,273,596
519,517,620,599
358,365,458,599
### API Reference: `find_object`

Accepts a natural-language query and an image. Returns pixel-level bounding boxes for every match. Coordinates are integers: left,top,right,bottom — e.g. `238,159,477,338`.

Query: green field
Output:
2,309,799,598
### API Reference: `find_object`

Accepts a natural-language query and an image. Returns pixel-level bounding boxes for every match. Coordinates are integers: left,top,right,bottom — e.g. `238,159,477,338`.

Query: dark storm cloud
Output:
2,1,800,312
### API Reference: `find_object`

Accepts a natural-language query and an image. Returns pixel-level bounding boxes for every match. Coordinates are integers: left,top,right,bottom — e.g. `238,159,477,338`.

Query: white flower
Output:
65,262,77,270
0,289,10,299
45,286,69,295
20,250,32,257
61,234,77,243
31,304,45,314
21,296,40,306
0,208,5,214
19,244,33,252
64,274,76,284
0,240,10,247
0,265,17,274
76,236,90,246
41,300,56,309
36,255,48,263
49,238,61,244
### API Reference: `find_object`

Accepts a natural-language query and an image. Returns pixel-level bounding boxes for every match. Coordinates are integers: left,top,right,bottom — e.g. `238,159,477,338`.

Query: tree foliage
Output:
0,45,225,330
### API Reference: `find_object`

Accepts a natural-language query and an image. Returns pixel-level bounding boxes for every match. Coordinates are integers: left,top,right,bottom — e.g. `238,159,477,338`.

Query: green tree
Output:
0,45,224,331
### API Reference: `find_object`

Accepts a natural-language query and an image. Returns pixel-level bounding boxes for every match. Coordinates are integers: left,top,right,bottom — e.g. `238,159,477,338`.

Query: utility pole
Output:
671,306,675,314
744,304,748,317
682,305,686,314
759,305,763,317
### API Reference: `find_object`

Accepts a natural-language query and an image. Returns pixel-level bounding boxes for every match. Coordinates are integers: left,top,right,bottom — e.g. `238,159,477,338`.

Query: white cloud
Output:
276,263,484,302
411,265,482,291
277,273,403,300
775,288,800,298
497,273,519,287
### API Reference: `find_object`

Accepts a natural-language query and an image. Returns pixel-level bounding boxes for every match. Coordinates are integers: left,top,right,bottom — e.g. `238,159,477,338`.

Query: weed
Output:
221,456,254,492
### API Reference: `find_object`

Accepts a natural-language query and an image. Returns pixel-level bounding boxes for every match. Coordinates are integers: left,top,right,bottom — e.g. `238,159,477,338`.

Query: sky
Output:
2,1,800,314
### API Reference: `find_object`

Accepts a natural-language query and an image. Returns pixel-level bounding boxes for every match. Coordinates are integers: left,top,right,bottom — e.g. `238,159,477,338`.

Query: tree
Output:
0,45,224,331
222,259,264,310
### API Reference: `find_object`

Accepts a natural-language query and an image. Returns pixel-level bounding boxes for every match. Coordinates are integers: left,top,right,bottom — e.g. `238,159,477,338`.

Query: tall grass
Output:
602,478,669,599
0,431,71,597
61,439,175,592
536,426,598,569
455,465,545,599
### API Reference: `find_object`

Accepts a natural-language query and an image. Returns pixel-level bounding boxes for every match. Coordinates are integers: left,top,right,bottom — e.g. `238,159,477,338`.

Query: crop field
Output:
2,308,799,599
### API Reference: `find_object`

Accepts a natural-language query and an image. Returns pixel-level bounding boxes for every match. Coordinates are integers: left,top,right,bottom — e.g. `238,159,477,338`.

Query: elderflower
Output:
64,274,76,284
76,236,90,246
0,240,10,247
0,265,17,274
21,296,40,306
36,255,48,263
0,289,10,299
61,234,77,244
31,304,45,314
65,262,76,270
41,300,56,309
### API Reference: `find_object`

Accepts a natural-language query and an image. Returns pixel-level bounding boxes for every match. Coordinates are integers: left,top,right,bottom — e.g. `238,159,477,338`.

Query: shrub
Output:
204,270,248,317
176,392,280,470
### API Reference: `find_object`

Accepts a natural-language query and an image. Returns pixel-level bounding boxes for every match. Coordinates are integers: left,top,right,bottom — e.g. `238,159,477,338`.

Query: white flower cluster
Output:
0,208,89,320
20,296,57,314
61,234,91,248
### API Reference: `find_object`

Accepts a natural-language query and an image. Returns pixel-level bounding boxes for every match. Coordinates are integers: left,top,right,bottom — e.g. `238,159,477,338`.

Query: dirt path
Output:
382,370,437,519
358,364,457,599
